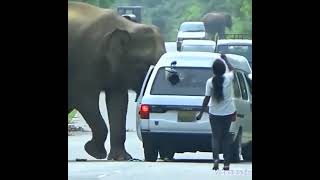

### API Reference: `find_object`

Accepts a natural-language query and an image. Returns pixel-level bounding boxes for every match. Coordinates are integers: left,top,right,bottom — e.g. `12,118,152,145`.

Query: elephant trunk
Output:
226,14,232,29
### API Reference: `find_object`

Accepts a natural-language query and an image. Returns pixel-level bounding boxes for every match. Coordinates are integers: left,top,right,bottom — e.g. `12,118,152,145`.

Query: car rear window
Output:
151,67,212,96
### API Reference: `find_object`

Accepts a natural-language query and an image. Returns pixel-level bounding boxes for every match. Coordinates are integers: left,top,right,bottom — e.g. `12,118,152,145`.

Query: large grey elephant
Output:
201,12,232,39
68,2,166,160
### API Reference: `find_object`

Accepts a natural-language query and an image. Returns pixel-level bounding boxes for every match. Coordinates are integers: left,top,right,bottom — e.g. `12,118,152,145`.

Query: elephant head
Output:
102,24,166,94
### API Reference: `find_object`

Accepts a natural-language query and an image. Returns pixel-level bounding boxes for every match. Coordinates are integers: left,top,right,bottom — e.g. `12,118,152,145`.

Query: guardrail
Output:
215,33,251,41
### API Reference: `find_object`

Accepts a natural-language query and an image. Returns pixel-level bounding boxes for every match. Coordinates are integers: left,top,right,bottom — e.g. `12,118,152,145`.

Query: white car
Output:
181,40,216,53
136,52,252,162
176,22,211,51
215,39,252,67
165,42,177,52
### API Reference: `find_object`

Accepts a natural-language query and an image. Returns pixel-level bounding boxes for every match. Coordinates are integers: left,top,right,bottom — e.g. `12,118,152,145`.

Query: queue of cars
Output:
174,21,252,67
176,22,211,51
137,21,252,162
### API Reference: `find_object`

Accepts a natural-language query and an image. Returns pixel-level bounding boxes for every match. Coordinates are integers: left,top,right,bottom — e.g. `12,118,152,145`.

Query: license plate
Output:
178,111,196,122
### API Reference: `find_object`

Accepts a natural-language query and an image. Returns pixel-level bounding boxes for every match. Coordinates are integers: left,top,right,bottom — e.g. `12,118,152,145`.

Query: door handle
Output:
237,114,245,118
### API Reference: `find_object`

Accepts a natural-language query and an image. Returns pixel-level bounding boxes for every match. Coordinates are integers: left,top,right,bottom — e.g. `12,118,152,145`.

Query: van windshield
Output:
151,67,212,96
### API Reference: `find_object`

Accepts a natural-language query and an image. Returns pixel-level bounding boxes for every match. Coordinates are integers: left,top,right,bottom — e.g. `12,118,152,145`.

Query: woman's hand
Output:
197,96,210,120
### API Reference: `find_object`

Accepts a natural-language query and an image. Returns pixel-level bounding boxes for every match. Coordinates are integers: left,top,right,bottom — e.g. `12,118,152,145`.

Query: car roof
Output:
117,6,142,8
156,52,252,73
182,40,216,45
217,39,252,45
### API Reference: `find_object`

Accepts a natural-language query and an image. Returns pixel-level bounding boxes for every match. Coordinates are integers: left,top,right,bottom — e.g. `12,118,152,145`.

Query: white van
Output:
181,40,216,53
176,22,211,51
136,52,252,162
215,39,252,67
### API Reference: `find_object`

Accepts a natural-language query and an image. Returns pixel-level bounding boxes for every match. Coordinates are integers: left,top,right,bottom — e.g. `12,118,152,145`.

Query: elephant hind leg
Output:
77,93,108,159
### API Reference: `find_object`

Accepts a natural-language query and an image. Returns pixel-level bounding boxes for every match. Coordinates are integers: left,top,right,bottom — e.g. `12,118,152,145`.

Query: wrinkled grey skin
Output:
68,2,166,160
201,12,232,39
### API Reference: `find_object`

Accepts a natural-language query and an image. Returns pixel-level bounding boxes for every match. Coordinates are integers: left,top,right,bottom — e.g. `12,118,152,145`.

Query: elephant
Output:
201,12,232,40
68,2,166,160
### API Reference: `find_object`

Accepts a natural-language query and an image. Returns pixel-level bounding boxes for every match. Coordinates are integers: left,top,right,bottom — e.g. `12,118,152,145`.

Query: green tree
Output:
111,0,252,41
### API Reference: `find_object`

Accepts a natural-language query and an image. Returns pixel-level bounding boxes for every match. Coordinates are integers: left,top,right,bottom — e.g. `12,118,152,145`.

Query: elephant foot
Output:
84,140,107,159
107,149,132,161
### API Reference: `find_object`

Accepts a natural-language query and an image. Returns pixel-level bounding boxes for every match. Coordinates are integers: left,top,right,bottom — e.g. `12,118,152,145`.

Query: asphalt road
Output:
68,91,252,180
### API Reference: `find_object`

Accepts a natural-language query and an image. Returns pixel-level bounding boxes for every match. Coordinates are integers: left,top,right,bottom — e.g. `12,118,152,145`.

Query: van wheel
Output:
230,128,242,163
143,141,158,162
159,149,175,161
242,141,252,161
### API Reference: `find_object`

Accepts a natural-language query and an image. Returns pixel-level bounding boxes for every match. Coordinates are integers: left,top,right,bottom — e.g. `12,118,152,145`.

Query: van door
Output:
233,71,252,143
136,65,155,140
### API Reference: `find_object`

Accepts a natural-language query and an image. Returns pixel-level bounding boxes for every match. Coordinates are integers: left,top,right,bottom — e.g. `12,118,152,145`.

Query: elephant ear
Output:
103,28,131,59
102,29,131,72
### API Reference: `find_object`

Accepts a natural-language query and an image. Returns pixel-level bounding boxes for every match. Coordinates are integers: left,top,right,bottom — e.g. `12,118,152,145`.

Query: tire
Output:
230,128,242,163
159,149,175,160
242,141,252,161
143,141,158,162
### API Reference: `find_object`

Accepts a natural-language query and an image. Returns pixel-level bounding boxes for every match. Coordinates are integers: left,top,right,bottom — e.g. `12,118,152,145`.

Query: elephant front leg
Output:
106,89,132,161
77,93,108,159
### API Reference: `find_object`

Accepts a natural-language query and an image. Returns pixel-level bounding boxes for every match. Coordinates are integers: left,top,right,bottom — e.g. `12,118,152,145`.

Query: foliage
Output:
69,0,252,41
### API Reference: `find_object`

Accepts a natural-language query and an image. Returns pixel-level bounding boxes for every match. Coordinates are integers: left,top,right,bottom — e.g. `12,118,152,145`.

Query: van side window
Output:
142,69,154,96
237,72,248,100
245,73,252,94
233,73,241,98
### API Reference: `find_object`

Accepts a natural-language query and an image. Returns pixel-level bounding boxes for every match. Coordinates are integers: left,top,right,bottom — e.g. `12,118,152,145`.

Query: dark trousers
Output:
209,113,234,164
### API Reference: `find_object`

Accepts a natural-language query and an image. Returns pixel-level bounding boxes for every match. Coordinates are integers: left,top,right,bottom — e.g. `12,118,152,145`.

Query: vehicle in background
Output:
176,22,210,51
181,40,216,53
165,42,177,52
117,6,143,23
215,39,252,67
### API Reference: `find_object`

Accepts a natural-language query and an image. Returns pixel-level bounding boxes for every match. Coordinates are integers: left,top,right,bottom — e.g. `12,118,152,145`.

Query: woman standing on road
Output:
196,54,236,171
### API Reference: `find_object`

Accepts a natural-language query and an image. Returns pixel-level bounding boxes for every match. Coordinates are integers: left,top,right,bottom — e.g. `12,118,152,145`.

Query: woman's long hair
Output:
212,59,226,103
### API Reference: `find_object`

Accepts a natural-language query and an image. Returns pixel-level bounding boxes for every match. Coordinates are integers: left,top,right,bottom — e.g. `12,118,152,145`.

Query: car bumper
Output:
141,130,235,153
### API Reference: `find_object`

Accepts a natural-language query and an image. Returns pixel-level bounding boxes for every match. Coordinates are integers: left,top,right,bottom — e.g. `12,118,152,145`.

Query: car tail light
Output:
139,104,150,119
